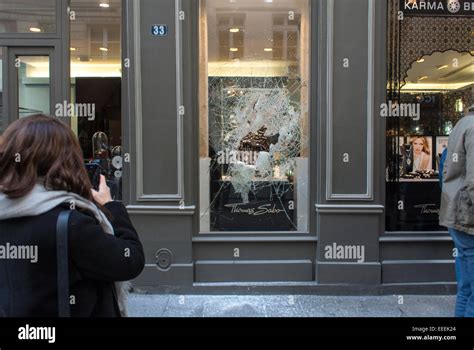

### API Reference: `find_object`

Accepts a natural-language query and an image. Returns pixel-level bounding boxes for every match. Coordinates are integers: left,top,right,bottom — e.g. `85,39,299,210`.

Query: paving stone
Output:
126,293,456,318
203,296,266,317
162,295,206,317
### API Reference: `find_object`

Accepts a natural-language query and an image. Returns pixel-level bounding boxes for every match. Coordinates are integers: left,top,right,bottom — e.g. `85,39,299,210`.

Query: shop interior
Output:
70,0,122,200
5,0,123,200
386,5,474,231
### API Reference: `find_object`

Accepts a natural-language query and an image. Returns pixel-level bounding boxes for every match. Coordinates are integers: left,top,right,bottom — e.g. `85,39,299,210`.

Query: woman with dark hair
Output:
0,114,144,317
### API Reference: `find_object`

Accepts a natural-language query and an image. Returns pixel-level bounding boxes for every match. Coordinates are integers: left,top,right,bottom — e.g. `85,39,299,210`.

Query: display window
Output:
69,0,123,201
386,0,474,231
199,0,310,232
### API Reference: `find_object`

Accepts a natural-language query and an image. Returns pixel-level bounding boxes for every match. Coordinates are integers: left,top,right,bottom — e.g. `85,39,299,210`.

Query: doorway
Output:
2,46,61,127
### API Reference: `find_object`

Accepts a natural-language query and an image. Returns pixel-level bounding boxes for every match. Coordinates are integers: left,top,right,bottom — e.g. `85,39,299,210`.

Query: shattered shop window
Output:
199,0,310,232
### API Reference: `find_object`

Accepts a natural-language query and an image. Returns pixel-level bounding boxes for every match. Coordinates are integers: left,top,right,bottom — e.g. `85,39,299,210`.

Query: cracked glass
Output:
199,0,310,232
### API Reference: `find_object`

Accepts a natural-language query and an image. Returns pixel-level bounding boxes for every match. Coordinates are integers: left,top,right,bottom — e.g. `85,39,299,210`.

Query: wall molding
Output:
379,235,452,242
315,204,384,214
133,0,185,202
325,0,375,201
193,236,318,243
127,204,195,216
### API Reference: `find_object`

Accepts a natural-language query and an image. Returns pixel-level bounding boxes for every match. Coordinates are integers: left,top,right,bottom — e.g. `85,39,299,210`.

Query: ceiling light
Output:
29,27,41,32
99,1,110,8
229,28,239,33
70,47,76,51
230,48,238,52
99,47,109,52
264,48,273,52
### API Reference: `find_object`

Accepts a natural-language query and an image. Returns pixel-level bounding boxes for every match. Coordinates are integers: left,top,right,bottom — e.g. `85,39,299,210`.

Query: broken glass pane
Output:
200,0,310,232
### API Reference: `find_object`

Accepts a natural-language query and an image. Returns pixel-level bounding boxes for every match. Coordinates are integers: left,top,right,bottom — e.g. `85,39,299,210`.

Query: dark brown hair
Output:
0,114,93,200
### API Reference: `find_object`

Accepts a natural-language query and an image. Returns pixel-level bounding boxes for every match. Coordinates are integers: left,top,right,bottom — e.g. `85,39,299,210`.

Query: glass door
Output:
17,54,51,117
7,47,58,123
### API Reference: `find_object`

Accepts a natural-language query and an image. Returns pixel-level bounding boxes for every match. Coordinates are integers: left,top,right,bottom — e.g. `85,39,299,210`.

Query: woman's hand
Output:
91,175,113,205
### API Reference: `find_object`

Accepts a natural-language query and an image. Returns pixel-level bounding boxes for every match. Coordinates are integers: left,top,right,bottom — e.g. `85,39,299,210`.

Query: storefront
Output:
0,0,472,292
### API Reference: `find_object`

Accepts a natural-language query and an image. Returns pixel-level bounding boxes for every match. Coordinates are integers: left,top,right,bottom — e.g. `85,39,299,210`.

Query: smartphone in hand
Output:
85,163,101,191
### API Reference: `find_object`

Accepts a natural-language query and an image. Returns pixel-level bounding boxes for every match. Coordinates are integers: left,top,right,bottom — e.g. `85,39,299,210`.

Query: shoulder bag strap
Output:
56,210,72,317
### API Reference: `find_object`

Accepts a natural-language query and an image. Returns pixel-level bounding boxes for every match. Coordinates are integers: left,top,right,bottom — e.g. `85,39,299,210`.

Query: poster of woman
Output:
407,135,433,171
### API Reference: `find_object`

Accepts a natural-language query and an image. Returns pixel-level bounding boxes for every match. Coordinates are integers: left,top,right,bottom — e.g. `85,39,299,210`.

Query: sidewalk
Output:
127,293,456,317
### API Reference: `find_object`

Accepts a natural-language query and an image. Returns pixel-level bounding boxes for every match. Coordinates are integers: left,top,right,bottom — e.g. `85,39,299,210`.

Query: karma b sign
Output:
401,0,474,16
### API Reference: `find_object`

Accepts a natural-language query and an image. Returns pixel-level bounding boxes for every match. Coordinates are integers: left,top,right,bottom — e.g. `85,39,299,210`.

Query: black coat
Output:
0,201,145,317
